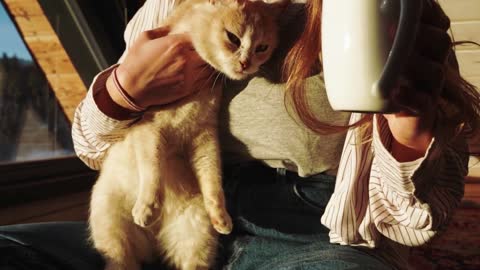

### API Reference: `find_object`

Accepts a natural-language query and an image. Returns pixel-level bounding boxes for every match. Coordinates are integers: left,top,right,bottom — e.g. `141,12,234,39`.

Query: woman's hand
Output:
383,1,452,161
107,26,214,109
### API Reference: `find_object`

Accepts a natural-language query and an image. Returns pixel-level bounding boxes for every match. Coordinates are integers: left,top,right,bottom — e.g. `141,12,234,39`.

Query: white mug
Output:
321,0,423,113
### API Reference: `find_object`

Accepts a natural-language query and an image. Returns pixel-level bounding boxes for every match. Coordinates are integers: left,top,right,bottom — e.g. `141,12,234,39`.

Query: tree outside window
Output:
0,2,74,163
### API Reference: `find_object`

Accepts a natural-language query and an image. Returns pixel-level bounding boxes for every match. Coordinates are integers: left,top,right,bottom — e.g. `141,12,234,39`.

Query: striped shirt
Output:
71,0,468,268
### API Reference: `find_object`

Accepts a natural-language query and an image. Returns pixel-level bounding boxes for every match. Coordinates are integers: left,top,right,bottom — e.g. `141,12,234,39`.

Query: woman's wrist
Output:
390,133,432,162
91,71,143,120
106,68,146,112
383,113,434,162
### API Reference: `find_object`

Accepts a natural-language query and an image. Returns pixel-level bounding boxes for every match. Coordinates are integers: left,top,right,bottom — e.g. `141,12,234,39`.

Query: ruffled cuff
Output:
83,65,140,141
372,115,439,200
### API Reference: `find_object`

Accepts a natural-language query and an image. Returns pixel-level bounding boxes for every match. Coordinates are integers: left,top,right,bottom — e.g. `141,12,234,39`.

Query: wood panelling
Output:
438,0,480,21
440,1,480,179
450,21,480,50
3,0,87,123
440,0,480,90
467,156,480,197
469,156,480,175
468,76,480,90
456,50,480,77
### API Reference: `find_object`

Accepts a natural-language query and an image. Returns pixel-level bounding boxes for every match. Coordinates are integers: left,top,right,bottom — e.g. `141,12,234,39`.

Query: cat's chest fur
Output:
132,85,221,149
89,1,282,269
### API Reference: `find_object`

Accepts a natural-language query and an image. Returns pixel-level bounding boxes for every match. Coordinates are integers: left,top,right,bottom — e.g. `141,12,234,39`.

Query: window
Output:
0,0,111,206
0,0,144,206
0,2,74,163
37,0,145,84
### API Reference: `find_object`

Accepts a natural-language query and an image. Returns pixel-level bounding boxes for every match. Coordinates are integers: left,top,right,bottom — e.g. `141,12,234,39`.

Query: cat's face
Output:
195,0,286,80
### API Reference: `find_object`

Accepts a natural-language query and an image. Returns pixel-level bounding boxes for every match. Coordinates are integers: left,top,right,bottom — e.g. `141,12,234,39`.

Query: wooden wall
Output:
3,0,87,122
439,0,480,90
439,0,480,189
439,0,480,171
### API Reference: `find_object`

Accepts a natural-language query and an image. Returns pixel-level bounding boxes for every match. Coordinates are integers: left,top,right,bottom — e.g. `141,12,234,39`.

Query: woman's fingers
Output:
185,50,208,68
115,29,213,107
146,67,215,106
158,56,187,77
134,26,171,47
163,34,195,54
144,26,171,39
151,74,185,87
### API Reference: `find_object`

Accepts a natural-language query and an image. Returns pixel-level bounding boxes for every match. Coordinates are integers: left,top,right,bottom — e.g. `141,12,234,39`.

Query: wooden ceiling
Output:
3,0,87,123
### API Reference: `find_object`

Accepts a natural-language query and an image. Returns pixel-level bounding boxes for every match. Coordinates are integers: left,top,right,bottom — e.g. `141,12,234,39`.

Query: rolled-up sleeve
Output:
72,66,139,170
321,114,468,247
71,0,177,170
369,115,467,246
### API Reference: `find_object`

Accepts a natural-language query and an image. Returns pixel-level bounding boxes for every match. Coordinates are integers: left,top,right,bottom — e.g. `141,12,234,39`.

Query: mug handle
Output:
377,0,423,99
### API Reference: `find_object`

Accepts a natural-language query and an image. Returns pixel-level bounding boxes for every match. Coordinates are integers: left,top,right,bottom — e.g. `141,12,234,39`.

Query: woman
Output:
1,0,479,269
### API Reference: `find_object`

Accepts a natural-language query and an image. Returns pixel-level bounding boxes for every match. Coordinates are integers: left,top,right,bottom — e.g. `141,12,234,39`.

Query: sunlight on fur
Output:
89,0,286,269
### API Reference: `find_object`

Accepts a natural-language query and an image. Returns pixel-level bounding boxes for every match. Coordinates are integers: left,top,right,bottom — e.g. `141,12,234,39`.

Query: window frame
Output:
0,0,144,207
0,156,97,207
0,0,118,207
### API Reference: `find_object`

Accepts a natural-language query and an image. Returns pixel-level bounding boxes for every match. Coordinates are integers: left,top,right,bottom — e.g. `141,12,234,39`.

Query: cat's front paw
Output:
132,200,160,227
210,208,233,235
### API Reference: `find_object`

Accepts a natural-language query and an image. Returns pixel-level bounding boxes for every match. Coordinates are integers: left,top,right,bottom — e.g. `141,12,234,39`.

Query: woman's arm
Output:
321,113,468,247
367,2,469,245
369,115,467,246
73,0,212,170
72,0,177,169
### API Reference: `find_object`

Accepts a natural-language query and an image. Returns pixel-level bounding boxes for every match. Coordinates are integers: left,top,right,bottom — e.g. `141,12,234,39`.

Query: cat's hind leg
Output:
157,195,219,270
90,179,154,270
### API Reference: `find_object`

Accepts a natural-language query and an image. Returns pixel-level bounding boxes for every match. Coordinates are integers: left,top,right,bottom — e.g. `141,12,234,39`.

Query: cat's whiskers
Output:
207,69,219,82
222,74,228,87
211,72,223,93
199,64,211,76
195,65,217,90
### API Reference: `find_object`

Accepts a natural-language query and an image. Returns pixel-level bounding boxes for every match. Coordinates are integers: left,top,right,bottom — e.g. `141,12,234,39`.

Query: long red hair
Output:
282,0,480,145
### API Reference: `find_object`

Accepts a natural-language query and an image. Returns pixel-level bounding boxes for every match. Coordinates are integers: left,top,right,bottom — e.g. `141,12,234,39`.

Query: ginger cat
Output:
89,0,286,269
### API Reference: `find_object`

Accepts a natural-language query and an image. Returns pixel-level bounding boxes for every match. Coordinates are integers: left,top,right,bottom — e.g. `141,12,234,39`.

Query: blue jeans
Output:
0,162,393,269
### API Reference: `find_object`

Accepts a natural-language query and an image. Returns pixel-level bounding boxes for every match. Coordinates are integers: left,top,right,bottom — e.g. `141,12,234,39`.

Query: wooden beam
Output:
3,0,88,123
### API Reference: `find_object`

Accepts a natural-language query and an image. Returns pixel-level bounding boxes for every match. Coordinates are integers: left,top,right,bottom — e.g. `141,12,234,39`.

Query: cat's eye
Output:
226,30,241,47
256,44,269,53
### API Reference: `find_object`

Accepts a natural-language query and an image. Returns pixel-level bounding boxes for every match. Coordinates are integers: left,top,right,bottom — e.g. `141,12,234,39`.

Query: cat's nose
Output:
240,60,250,70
